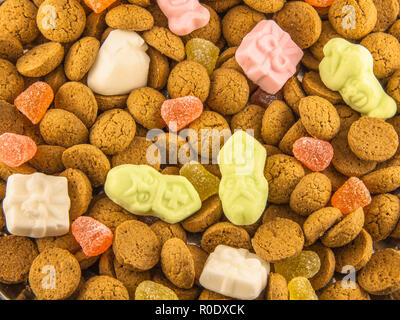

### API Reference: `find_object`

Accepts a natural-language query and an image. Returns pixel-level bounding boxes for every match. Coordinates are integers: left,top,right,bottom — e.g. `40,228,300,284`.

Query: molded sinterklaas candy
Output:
104,164,201,224
199,245,270,300
157,0,210,36
87,30,150,96
235,20,303,94
319,38,396,120
3,172,70,238
217,130,268,225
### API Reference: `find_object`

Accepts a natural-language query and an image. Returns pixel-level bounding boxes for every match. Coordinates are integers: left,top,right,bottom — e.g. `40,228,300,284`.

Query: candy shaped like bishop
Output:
235,20,303,94
156,0,210,36
319,38,396,120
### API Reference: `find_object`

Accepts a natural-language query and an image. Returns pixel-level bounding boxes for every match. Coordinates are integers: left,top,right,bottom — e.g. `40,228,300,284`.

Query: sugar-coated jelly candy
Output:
288,277,318,300
331,177,372,214
274,251,321,282
250,87,283,108
305,0,333,7
186,38,220,75
14,82,54,124
84,0,117,13
72,216,113,257
218,130,268,225
319,38,396,120
135,281,179,300
235,20,303,94
105,164,202,224
0,133,37,167
156,0,210,36
161,96,203,131
179,161,220,201
292,137,334,171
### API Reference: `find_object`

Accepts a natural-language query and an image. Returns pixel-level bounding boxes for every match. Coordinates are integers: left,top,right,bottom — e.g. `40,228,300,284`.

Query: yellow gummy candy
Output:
288,277,318,300
135,281,179,300
319,38,396,120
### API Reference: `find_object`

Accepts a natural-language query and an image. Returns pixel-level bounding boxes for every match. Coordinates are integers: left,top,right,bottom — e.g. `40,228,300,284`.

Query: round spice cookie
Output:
321,207,365,248
111,136,161,170
387,70,400,113
0,162,36,181
319,281,370,300
262,204,306,227
0,58,24,103
283,76,306,116
89,109,136,156
127,87,166,130
40,109,89,148
362,166,400,194
113,220,161,271
94,93,128,112
147,47,169,91
29,248,81,300
252,218,304,263
333,228,373,273
372,0,399,32
0,33,23,63
360,32,400,79
364,194,400,241
348,117,399,162
310,21,341,61
289,172,332,217
278,120,310,155
64,37,100,81
301,50,320,71
207,68,249,115
335,104,360,132
99,249,115,277
113,258,151,299
187,245,208,286
0,100,25,135
161,238,195,289
181,195,223,233
74,249,99,270
147,3,168,28
202,0,241,13
150,221,187,247
83,11,107,40
328,0,377,40
54,82,98,128
62,144,110,187
35,232,81,254
89,195,129,217
89,210,136,233
231,104,265,142
265,272,288,300
216,46,237,68
301,71,343,105
105,4,154,31
244,0,285,13
358,248,400,295
261,100,295,146
168,61,210,103
273,1,321,49
303,207,343,246
321,164,347,191
264,144,282,157
142,26,185,61
264,154,305,204
59,168,92,221
44,65,67,94
331,132,377,177
182,4,221,44
0,236,38,284
0,0,39,44
16,42,65,77
200,222,251,253
308,242,336,291
29,145,65,174
77,275,129,300
222,5,265,47
37,0,86,43
298,96,340,141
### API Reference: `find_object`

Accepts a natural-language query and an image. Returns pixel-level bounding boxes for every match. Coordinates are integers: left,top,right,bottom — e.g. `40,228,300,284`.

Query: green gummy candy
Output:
319,38,396,120
186,38,220,75
217,130,268,226
104,164,201,224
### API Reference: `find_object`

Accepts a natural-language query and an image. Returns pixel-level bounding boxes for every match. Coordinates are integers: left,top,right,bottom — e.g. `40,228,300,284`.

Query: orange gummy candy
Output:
72,216,113,257
0,133,37,167
84,0,117,13
304,0,334,7
161,96,203,131
331,177,371,214
292,137,333,172
14,82,54,125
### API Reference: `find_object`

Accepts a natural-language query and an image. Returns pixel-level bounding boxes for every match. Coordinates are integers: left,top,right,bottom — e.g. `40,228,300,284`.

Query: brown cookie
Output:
83,11,107,40
310,20,342,61
335,104,360,132
188,245,208,286
262,204,306,227
279,120,310,155
0,33,23,63
308,242,336,291
105,4,154,31
283,76,305,115
44,65,67,94
98,248,115,277
35,232,80,254
265,272,288,300
0,99,25,135
0,59,24,103
77,275,129,300
231,104,265,142
372,0,399,32
74,249,99,270
147,47,169,91
362,166,400,194
29,145,65,174
321,164,347,191
319,281,370,300
150,221,187,246
0,162,36,181
94,93,128,112
302,71,343,104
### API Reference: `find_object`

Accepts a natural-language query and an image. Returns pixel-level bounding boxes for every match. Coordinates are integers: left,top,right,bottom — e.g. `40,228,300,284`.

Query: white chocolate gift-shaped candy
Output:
87,29,150,96
2,172,70,238
199,245,270,299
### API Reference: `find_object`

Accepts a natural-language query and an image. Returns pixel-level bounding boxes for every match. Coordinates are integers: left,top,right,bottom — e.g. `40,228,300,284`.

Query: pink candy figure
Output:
157,0,210,36
0,133,37,167
235,20,303,94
